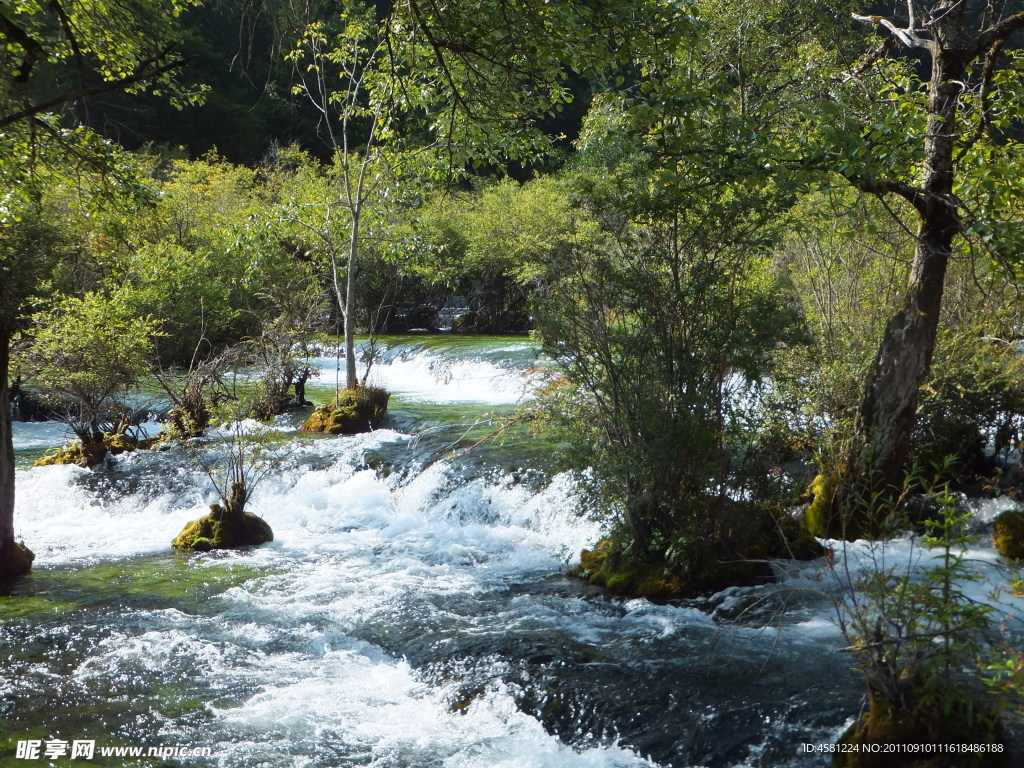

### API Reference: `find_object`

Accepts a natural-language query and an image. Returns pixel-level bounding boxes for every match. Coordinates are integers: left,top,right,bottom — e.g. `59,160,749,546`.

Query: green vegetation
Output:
832,486,1012,766
172,408,284,551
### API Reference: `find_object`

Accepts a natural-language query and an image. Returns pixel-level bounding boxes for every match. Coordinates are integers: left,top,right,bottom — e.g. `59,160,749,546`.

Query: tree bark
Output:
0,326,32,578
842,38,966,520
0,328,15,559
345,213,359,391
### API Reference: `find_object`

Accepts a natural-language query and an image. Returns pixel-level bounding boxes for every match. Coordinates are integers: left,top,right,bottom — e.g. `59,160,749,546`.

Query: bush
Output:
830,485,1011,763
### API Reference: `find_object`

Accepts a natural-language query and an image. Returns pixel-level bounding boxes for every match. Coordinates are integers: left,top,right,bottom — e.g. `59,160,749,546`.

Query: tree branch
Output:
0,9,45,84
970,12,1024,58
955,39,1004,162
0,46,194,129
851,13,930,49
847,36,898,80
847,174,930,217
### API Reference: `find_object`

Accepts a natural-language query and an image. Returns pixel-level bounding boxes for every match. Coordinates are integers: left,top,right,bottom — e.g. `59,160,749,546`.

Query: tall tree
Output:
0,0,197,578
820,1,1024,532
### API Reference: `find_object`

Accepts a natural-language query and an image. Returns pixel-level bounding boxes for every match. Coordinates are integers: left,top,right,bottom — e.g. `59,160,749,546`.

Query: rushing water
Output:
4,337,1022,767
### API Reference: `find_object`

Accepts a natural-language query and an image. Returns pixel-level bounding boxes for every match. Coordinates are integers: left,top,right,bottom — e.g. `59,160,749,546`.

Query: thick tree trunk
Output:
841,46,966,527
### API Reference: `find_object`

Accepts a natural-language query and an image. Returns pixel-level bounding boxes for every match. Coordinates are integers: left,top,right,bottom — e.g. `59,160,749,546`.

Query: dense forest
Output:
3,1,1024,766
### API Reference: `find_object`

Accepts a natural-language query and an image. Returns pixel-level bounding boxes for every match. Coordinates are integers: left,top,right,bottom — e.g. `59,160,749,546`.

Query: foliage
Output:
531,160,806,578
773,189,1024,500
0,0,204,130
116,155,320,364
179,400,289,543
829,480,1018,757
18,290,160,445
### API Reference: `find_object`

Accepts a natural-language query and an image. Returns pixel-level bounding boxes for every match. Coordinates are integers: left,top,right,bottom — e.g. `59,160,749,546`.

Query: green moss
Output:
300,386,390,435
0,542,34,580
166,404,210,439
805,472,842,538
0,594,79,620
570,504,824,599
34,432,150,469
993,510,1024,560
834,695,1006,768
172,505,274,551
569,540,687,598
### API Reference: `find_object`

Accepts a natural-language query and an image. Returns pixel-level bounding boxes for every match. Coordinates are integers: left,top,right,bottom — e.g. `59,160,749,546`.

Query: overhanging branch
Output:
0,45,194,130
851,13,930,50
970,12,1024,58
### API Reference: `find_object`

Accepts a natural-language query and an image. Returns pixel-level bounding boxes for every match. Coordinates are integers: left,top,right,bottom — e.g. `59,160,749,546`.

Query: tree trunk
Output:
841,46,965,525
0,326,32,578
345,214,359,391
0,329,15,557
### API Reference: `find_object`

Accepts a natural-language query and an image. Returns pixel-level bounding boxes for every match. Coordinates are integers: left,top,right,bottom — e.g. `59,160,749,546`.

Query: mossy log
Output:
171,504,274,551
300,386,390,435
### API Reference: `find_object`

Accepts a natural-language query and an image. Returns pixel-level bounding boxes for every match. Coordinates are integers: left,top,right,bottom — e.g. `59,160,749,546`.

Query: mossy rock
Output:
569,540,687,598
569,538,773,599
0,542,34,580
34,432,148,469
570,503,825,599
834,695,1007,768
171,505,274,551
992,509,1024,560
300,387,390,435
166,404,210,439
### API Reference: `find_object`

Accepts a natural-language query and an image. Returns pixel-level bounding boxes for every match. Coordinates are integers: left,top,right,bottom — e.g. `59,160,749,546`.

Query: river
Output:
4,336,1021,767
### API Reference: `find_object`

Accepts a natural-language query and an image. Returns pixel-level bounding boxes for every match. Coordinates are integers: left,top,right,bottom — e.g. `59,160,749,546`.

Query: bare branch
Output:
851,13,930,49
955,39,1005,162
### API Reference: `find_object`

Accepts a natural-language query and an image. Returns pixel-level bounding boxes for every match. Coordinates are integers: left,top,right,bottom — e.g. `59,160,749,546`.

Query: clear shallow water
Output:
4,336,1021,767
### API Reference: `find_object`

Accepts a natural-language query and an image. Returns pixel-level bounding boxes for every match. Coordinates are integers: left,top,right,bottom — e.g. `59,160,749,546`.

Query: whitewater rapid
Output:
6,337,1023,767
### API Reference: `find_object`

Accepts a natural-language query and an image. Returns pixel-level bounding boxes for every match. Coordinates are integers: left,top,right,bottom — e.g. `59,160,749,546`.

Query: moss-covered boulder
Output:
35,431,155,469
171,504,274,551
833,695,1007,768
570,506,825,599
0,542,35,580
570,540,688,598
300,387,390,435
993,509,1024,560
165,404,210,439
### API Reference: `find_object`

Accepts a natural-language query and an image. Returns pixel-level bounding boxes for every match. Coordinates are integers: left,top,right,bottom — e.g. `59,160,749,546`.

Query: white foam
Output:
309,351,539,404
212,649,656,768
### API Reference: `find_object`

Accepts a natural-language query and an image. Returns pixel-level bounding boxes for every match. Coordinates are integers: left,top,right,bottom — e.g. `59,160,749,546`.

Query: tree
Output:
532,0,845,594
275,0,672,389
820,2,1024,530
0,0,197,577
0,206,67,577
282,2,407,393
20,291,161,466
